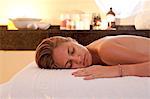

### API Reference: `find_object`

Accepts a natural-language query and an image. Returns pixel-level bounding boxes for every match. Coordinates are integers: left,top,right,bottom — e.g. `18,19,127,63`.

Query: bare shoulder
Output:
87,35,150,53
96,35,150,65
102,35,150,41
102,35,149,50
101,35,150,46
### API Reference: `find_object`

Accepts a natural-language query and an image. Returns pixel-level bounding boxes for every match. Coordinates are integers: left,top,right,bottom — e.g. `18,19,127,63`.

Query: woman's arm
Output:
72,61,150,80
73,36,150,80
121,61,150,77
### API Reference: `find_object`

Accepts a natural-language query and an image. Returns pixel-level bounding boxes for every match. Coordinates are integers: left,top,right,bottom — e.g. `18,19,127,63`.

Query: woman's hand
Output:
72,65,120,80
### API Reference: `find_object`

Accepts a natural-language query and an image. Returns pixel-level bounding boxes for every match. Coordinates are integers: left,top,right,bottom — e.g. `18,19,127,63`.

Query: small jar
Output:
92,13,101,30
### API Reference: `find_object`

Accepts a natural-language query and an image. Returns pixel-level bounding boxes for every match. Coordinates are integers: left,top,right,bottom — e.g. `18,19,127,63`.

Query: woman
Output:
35,35,150,80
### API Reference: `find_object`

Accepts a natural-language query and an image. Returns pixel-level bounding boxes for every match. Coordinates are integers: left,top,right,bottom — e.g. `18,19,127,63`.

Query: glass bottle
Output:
106,7,116,29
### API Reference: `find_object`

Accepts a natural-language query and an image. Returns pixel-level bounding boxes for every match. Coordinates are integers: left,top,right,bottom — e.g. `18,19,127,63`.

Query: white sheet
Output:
0,62,150,99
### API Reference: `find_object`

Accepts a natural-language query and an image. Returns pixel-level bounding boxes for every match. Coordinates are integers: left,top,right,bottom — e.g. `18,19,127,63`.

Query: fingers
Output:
72,66,102,80
72,69,97,80
83,75,95,80
72,69,91,76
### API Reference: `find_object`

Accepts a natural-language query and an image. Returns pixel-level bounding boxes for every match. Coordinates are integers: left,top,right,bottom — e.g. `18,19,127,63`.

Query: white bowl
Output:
37,22,50,30
10,18,41,29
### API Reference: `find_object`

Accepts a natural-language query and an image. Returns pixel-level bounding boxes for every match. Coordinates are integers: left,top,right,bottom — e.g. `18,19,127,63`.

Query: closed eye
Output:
66,47,74,68
69,47,75,55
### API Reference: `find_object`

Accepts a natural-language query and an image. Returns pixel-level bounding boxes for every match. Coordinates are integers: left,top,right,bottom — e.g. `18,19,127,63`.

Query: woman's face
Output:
52,41,92,69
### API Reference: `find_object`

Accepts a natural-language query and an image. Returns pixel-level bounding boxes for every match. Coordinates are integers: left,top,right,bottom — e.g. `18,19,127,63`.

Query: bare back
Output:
87,35,150,65
108,35,150,55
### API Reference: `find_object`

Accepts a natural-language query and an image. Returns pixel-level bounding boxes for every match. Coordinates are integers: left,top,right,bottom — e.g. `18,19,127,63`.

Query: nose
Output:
70,55,82,64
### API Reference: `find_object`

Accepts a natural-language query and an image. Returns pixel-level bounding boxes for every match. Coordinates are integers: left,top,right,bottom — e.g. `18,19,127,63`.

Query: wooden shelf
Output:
0,25,149,50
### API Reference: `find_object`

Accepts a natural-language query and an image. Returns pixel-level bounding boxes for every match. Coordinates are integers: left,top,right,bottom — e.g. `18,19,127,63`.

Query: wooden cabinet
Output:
0,26,150,50
49,29,150,46
0,30,49,50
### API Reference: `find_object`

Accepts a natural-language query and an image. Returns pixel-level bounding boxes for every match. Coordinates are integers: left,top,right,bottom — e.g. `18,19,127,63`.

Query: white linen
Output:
0,62,150,99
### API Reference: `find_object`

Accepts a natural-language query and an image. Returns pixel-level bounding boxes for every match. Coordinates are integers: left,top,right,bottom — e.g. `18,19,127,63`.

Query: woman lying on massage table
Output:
35,35,150,80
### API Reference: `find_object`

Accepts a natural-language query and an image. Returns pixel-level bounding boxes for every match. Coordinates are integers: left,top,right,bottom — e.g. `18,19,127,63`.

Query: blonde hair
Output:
35,36,77,69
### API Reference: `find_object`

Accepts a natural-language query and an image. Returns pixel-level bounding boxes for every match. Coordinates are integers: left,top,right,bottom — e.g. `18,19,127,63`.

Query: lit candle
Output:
0,18,8,30
100,19,108,30
0,18,8,25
